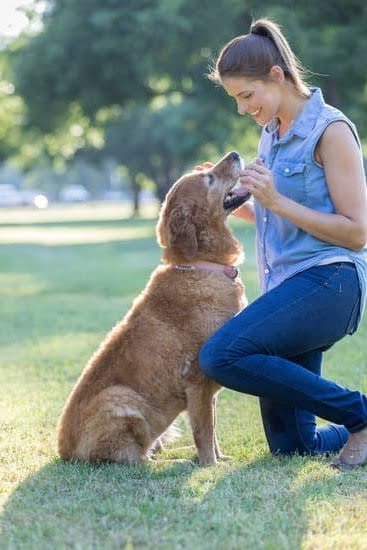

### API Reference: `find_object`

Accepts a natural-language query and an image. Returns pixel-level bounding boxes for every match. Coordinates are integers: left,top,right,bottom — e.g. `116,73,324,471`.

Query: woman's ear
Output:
269,65,285,83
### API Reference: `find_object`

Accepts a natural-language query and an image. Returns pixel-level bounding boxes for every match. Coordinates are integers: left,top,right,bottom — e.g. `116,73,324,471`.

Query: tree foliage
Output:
4,0,367,208
12,0,241,128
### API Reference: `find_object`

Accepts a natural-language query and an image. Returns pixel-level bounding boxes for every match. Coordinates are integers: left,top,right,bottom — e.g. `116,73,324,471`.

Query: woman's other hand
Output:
194,162,214,171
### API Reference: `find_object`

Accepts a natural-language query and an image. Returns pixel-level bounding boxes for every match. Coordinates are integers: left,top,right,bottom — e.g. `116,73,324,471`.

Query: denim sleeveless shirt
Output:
254,87,367,321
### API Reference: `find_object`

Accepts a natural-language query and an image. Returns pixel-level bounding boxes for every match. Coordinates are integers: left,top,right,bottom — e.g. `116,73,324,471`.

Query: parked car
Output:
60,184,90,202
0,184,23,207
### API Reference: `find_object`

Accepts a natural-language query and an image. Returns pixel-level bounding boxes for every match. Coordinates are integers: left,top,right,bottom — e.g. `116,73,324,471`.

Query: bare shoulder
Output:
314,119,366,223
315,120,361,166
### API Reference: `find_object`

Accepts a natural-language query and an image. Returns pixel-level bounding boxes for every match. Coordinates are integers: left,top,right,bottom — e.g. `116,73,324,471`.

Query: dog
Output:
56,151,250,465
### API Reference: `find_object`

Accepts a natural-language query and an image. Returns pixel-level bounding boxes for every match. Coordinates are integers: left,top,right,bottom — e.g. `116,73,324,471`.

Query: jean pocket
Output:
300,263,344,287
345,289,361,335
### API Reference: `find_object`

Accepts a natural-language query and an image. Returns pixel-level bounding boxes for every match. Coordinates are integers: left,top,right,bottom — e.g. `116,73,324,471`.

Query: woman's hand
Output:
239,158,281,210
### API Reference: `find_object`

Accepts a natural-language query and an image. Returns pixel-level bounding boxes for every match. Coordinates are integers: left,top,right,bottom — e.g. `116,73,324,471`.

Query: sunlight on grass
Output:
181,465,230,503
0,273,47,296
0,201,159,225
302,495,367,549
0,225,155,245
1,203,367,549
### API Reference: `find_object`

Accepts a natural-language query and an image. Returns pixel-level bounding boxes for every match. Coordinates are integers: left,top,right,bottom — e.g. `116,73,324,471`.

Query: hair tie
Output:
250,25,271,39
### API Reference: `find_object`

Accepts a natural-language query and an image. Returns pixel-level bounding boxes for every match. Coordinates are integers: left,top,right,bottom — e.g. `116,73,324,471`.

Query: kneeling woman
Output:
198,18,367,468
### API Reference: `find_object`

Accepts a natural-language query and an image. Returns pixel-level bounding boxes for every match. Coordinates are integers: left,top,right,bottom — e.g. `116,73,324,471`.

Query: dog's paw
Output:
198,458,218,467
216,453,232,462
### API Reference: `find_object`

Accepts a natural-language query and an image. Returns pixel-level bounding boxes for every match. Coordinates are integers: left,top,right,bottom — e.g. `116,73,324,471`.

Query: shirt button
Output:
264,268,270,274
284,167,290,174
263,216,267,222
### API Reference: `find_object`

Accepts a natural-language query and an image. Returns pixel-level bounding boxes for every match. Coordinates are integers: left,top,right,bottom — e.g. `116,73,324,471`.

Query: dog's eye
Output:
205,174,215,185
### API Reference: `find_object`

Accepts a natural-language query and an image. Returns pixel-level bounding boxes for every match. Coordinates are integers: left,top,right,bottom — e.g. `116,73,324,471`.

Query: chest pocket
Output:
274,161,307,204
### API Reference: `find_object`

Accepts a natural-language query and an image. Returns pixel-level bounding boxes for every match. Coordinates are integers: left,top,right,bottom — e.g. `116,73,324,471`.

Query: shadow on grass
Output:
2,453,367,547
0,458,197,547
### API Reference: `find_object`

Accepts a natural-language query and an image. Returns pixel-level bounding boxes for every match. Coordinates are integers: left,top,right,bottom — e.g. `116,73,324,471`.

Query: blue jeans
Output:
199,262,367,455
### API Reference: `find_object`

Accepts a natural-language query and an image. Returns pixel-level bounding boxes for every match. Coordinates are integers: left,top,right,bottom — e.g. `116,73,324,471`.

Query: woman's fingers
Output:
239,177,263,197
241,158,267,176
240,174,261,186
195,161,214,171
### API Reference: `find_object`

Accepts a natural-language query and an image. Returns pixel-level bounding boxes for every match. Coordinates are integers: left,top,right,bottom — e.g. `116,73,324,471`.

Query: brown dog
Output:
57,151,250,465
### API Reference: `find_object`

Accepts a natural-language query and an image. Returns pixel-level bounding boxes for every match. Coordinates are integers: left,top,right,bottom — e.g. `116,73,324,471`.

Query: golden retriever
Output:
57,151,250,465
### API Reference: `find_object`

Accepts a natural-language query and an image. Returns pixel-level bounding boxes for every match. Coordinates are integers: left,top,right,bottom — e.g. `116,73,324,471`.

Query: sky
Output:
0,0,45,38
0,0,30,37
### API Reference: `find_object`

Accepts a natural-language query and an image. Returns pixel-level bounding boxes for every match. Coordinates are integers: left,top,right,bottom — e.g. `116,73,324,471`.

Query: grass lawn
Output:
1,202,367,549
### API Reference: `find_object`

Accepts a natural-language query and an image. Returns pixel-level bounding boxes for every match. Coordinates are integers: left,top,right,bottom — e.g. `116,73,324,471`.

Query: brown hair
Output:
208,18,310,98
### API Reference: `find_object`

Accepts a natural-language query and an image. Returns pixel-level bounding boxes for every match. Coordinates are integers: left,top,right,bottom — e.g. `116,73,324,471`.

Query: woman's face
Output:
221,71,282,126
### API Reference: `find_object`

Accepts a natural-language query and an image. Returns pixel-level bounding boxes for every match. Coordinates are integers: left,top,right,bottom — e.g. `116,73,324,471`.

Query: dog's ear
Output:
166,205,199,260
156,197,169,248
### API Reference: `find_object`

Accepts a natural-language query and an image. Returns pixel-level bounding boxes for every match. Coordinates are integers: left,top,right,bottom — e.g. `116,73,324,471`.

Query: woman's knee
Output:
199,329,258,378
198,338,227,378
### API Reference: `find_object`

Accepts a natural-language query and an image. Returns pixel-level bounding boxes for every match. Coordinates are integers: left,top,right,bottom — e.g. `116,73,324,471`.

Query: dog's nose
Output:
228,151,240,161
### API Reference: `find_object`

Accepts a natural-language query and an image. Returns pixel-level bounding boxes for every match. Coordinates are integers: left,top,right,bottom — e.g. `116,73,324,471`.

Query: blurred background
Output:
0,0,366,215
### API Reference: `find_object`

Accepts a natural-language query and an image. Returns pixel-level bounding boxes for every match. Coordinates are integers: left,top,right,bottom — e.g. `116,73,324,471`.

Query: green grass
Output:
1,202,367,549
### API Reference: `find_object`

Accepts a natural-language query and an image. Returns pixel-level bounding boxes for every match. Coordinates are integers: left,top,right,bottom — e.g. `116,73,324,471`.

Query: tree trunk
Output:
131,174,140,217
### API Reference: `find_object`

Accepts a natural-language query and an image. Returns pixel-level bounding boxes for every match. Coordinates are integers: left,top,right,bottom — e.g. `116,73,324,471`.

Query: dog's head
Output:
157,152,251,264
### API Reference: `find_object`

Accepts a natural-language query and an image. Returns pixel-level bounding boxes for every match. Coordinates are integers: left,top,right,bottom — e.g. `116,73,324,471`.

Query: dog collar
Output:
172,261,239,280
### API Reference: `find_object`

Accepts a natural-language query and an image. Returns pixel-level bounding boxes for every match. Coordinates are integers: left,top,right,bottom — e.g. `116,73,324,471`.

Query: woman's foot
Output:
331,427,367,470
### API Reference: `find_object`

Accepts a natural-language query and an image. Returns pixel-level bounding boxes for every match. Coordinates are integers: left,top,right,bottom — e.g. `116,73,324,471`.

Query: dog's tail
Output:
160,422,182,445
150,420,182,455
57,385,152,464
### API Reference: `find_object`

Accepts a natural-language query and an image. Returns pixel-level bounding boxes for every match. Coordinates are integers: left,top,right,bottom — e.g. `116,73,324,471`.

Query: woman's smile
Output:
250,107,262,117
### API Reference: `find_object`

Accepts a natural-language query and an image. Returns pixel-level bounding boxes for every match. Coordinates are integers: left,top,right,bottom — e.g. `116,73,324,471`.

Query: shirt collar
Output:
265,87,325,143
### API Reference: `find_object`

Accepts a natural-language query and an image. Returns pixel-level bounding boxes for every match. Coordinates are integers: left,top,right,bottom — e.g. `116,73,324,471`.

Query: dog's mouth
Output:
207,151,251,212
223,187,252,211
221,153,252,211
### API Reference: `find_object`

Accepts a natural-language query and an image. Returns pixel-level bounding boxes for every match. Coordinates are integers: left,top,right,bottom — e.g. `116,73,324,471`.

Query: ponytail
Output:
208,18,310,98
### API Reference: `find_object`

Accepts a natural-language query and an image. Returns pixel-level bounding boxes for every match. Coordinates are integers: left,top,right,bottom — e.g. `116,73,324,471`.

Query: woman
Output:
197,18,367,468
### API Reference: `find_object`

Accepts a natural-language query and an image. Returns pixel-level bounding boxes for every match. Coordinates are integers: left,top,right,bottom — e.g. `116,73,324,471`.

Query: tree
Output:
8,0,367,211
11,0,242,130
103,93,240,210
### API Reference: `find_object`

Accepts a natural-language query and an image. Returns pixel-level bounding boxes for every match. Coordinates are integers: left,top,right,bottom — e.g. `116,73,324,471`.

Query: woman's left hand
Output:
239,158,281,210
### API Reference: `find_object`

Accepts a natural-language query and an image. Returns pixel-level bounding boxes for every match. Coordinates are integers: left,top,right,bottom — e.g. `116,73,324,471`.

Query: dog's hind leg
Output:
67,385,153,464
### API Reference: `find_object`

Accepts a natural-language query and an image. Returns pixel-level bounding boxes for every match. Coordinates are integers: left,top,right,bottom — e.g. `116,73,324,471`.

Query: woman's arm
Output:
240,122,367,251
232,201,255,223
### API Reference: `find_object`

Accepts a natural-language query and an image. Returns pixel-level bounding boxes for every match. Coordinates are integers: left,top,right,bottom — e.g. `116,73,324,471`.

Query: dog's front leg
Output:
186,384,217,466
